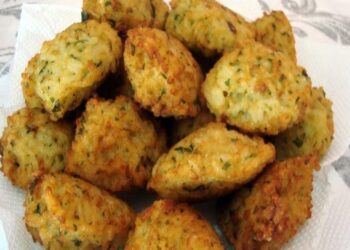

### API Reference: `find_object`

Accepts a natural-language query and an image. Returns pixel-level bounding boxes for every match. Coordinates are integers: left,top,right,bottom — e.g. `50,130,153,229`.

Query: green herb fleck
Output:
70,54,79,60
224,79,231,87
81,11,88,22
293,137,304,148
34,204,41,214
245,153,256,160
223,162,231,170
39,61,48,74
94,61,102,67
72,238,82,247
52,101,61,113
183,184,206,192
158,88,166,101
104,0,111,6
175,144,194,154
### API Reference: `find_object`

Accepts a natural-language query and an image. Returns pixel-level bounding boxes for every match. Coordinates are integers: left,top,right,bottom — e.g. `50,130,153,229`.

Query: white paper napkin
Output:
1,1,350,250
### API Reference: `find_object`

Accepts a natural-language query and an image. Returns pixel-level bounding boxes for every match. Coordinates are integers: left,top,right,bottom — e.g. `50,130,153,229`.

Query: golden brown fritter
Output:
24,173,135,250
82,0,169,32
0,108,73,189
169,107,215,145
66,96,167,192
202,41,312,135
125,200,224,250
148,122,275,200
274,87,334,160
254,11,297,62
165,0,255,57
218,156,319,250
21,20,122,121
124,27,203,118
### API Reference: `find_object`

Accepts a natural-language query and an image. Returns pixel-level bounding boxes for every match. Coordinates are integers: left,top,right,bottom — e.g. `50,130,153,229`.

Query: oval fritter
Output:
274,87,334,160
24,173,135,250
125,200,224,250
254,11,297,62
202,41,312,135
218,156,319,250
165,0,255,57
169,107,215,145
124,27,203,117
82,0,169,32
21,20,122,121
66,96,167,192
148,122,275,200
0,108,73,189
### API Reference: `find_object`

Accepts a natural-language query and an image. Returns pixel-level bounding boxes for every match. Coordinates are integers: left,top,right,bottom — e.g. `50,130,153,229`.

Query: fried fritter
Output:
218,156,319,250
0,108,73,189
21,20,122,121
274,87,334,160
148,122,275,200
202,41,312,135
124,27,203,117
24,173,135,250
66,96,167,192
165,0,255,57
125,199,224,250
169,107,215,145
254,11,297,62
82,0,169,32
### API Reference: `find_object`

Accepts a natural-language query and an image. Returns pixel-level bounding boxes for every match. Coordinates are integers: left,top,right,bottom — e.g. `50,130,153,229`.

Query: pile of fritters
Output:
0,0,334,249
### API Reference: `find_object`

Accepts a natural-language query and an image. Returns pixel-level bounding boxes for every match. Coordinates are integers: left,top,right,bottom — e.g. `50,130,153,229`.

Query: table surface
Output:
1,0,350,189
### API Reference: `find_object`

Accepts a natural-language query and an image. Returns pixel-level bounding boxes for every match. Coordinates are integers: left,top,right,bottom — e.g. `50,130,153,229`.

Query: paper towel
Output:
1,1,350,249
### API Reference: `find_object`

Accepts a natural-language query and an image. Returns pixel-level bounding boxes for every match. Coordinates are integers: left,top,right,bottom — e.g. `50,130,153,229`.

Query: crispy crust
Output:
202,41,312,135
124,27,203,117
148,122,275,200
66,96,167,192
254,11,297,62
166,0,255,57
24,174,135,250
0,108,73,189
21,20,122,120
218,156,319,250
125,200,224,250
274,87,334,160
82,0,169,32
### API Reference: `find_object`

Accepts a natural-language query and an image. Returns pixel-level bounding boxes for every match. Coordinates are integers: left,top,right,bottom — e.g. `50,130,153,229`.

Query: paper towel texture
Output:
1,2,350,250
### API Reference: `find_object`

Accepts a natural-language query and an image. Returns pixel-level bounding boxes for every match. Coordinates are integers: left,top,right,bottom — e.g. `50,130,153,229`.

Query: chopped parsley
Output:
183,184,206,192
34,204,41,214
72,238,82,247
81,11,88,22
223,162,231,170
293,137,304,148
174,144,194,153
